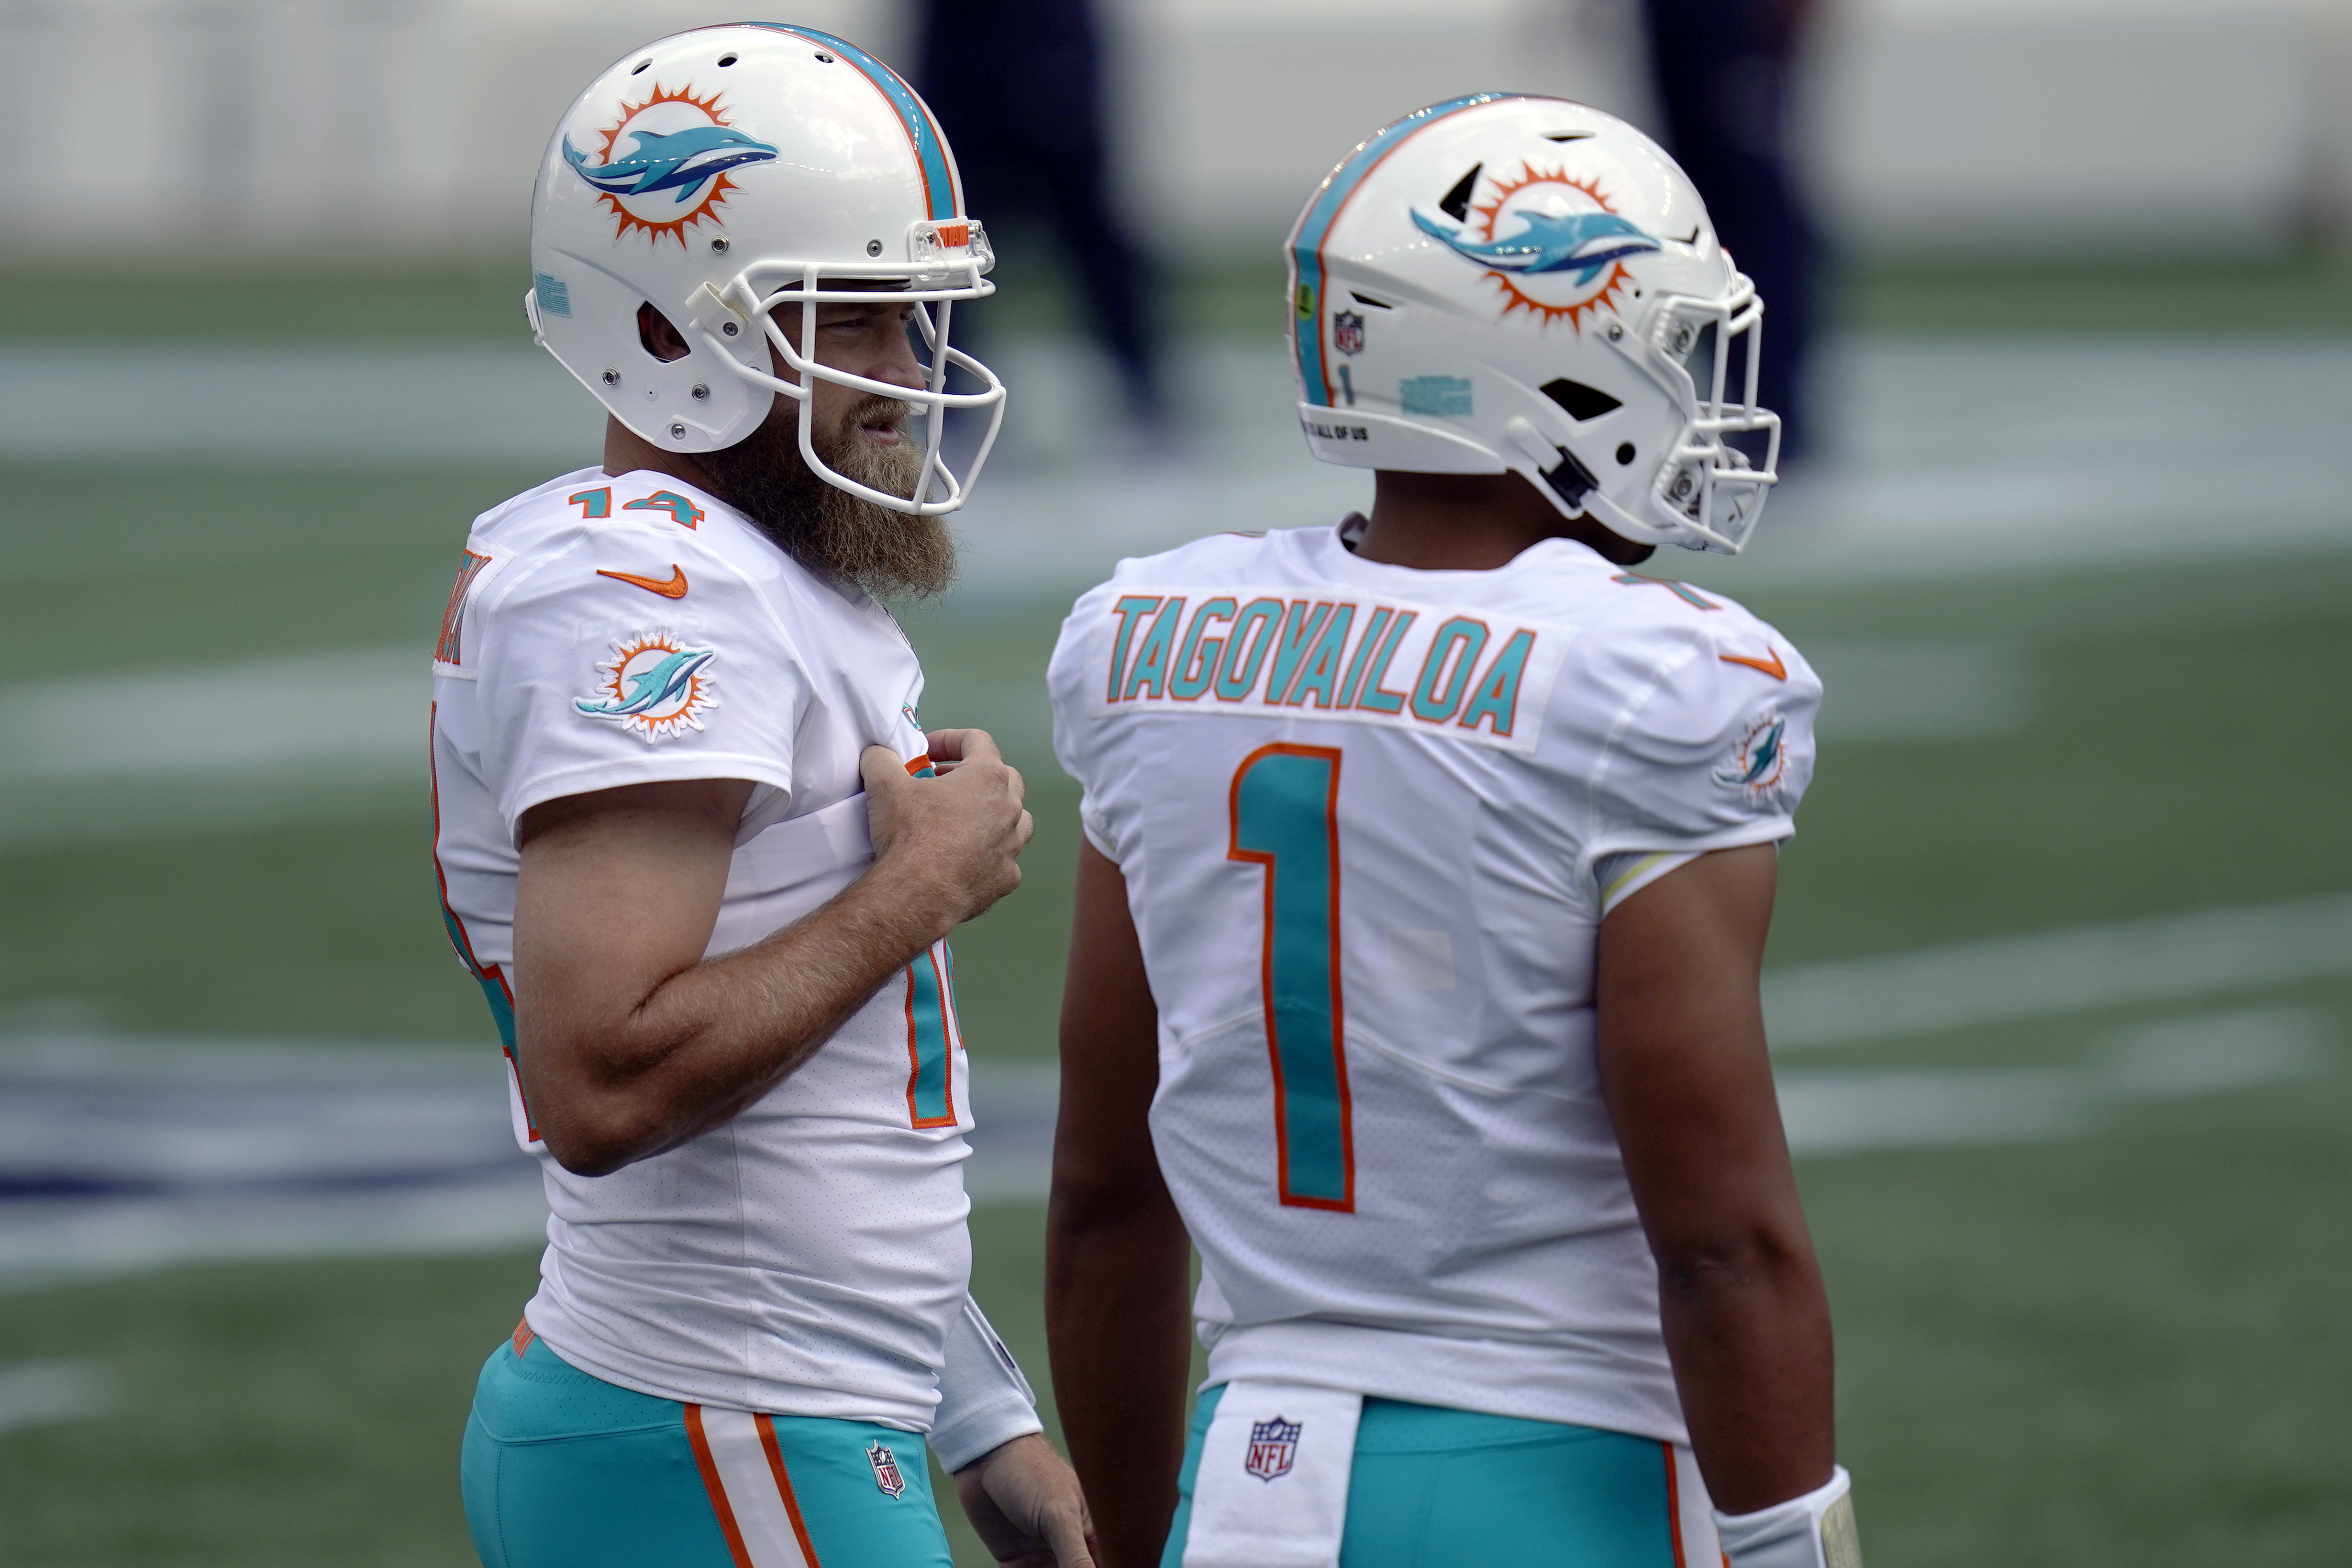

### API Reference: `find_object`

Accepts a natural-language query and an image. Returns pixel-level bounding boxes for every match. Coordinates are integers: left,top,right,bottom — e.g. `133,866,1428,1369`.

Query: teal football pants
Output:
1162,1385,1702,1568
461,1327,952,1568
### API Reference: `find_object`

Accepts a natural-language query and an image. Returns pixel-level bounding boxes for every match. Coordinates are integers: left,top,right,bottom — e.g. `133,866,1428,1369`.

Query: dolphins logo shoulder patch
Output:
565,83,777,246
1413,163,1660,331
576,630,719,741
1713,711,1790,793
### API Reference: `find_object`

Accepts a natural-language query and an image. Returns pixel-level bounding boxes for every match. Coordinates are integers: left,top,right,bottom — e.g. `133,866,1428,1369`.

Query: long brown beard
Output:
699,393,957,600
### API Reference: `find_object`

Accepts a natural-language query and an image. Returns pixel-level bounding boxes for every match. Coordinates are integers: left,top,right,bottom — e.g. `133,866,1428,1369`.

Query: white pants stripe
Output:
685,1405,821,1568
1665,1443,1728,1568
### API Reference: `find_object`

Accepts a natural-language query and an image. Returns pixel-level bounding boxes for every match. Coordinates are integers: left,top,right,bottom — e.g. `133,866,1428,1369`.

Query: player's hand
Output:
953,1434,1098,1568
860,730,1032,933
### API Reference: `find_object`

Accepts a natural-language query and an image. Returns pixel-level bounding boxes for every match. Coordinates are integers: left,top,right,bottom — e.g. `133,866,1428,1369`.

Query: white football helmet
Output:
1287,94,1779,554
527,24,1004,514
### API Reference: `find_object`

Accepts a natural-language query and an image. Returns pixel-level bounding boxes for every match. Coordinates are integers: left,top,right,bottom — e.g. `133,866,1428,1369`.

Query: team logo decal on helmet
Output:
1410,164,1661,330
562,84,778,246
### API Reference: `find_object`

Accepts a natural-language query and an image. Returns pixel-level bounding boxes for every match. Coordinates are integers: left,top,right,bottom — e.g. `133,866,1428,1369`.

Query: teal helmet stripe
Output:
1290,93,1521,408
744,22,960,220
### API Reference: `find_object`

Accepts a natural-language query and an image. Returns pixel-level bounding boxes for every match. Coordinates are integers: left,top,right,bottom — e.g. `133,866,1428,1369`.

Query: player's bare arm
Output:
1595,844,1836,1513
513,730,1031,1176
1045,837,1195,1568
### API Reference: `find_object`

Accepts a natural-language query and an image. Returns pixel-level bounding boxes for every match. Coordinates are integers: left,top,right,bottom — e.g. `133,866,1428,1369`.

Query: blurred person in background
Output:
436,25,1091,1568
914,0,1169,434
1641,0,1819,460
1044,96,1856,1568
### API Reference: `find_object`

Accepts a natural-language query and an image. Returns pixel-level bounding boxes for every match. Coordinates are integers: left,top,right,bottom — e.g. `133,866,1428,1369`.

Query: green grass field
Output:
2,265,2348,1564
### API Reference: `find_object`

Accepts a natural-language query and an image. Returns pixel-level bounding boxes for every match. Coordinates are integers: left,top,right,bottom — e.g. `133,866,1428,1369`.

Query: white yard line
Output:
1775,1004,2337,1155
1763,892,2352,1050
0,1358,118,1435
0,645,424,784
3,338,2344,593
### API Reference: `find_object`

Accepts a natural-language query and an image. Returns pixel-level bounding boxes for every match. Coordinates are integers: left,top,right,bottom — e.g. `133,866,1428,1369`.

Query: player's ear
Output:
636,302,690,363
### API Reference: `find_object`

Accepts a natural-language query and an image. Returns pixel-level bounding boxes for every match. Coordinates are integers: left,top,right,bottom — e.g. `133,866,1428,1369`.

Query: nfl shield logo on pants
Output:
867,1440,907,1499
1244,1415,1301,1481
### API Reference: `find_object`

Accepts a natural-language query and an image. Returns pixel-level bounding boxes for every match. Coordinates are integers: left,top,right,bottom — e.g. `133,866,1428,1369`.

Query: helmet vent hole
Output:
1541,378,1622,423
1438,164,1482,223
1616,442,1637,466
1542,131,1595,143
813,51,834,63
631,58,651,75
717,53,737,67
1347,290,1395,311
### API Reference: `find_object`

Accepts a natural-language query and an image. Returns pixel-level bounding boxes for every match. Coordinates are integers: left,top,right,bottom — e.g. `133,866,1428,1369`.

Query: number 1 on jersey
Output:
1230,744,1354,1212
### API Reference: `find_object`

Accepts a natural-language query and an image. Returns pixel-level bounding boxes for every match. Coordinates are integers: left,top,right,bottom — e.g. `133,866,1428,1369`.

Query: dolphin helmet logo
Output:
1411,207,1660,286
566,83,775,245
1414,163,1660,329
565,125,779,204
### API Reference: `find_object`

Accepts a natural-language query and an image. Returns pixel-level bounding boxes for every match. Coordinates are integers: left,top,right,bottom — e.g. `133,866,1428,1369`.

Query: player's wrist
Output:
848,851,966,950
1713,1465,1861,1568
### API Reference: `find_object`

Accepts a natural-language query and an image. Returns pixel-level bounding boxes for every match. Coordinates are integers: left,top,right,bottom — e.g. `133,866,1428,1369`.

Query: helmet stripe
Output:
1289,93,1521,408
745,23,960,220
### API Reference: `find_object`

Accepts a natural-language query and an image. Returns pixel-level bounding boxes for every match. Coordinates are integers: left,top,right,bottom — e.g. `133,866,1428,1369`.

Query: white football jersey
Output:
1048,519,1821,1446
430,467,989,1435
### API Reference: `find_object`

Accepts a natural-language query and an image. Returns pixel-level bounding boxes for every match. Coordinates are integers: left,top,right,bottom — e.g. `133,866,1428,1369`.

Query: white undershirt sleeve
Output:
929,1294,1043,1472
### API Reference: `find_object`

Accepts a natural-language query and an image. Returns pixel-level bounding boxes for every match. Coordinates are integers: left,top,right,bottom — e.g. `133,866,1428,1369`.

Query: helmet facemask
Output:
686,241,1007,518
1623,280,1781,554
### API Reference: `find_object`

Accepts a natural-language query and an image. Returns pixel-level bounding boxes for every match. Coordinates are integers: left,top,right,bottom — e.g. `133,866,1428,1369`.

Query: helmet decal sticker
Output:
744,24,961,221
1287,92,1518,408
1410,165,1660,330
575,630,719,741
1399,377,1472,417
1332,311,1365,356
564,84,776,246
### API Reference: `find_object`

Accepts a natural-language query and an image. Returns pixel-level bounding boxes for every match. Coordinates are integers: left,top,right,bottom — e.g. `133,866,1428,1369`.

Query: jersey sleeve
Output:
1573,608,1821,897
1047,581,1124,862
929,1295,1042,1471
470,543,804,841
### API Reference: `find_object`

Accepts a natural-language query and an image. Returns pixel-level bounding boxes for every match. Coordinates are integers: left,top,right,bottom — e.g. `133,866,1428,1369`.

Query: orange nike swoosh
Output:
1720,647,1786,680
596,565,688,599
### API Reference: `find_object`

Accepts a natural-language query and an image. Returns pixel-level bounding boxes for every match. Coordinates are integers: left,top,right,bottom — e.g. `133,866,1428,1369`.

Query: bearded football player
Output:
432,25,1092,1568
1046,97,1857,1568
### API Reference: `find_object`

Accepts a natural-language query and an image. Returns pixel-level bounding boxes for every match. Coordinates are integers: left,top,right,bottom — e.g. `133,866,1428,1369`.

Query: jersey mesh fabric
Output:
432,468,976,1433
1048,522,1819,1445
